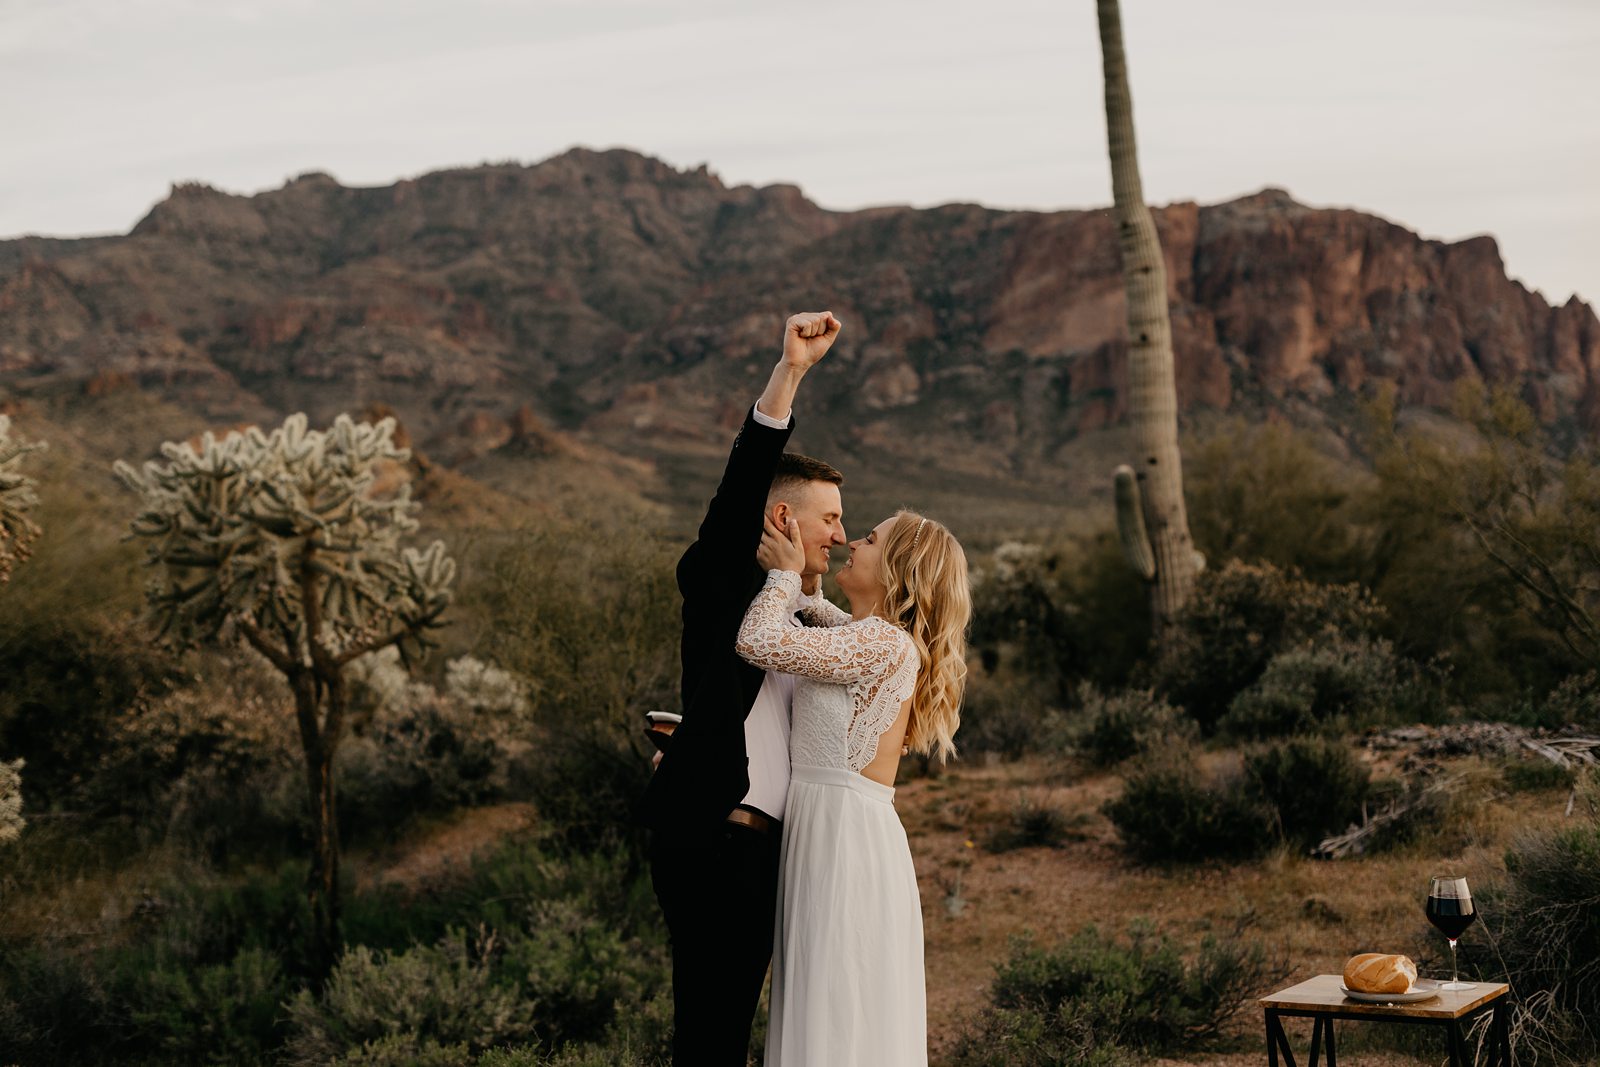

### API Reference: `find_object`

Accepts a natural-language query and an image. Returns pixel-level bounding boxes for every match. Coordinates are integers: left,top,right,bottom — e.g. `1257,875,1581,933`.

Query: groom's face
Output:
780,481,847,577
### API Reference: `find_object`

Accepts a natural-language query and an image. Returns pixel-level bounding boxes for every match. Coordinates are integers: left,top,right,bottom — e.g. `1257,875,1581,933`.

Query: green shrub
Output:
0,619,188,809
328,1035,475,1066
1104,754,1275,863
1185,419,1372,583
90,664,304,858
1501,756,1577,793
336,650,536,839
1146,560,1385,732
462,524,679,849
958,670,1052,760
950,923,1280,1064
1468,794,1600,1061
969,535,1152,700
503,897,669,1047
1219,637,1429,739
1538,671,1600,730
984,793,1084,853
1073,685,1195,767
284,931,536,1066
127,947,288,1065
1245,738,1370,848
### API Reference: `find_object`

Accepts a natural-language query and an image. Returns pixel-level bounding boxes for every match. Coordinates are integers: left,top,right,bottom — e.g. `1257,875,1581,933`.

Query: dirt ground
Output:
895,752,1574,1066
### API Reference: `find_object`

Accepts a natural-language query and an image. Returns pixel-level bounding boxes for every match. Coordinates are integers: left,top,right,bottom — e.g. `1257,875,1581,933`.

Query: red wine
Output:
1426,895,1477,940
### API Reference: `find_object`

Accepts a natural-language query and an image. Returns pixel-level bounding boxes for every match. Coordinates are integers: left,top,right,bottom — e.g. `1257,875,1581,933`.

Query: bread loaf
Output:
1343,953,1417,994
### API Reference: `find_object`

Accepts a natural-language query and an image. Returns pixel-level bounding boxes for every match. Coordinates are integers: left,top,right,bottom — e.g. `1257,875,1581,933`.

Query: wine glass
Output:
1426,876,1477,991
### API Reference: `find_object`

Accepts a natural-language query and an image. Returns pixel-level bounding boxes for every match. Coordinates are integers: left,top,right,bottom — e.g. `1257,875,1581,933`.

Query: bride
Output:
736,509,971,1066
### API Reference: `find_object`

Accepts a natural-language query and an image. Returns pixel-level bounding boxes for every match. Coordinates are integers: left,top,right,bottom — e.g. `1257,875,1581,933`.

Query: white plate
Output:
1339,978,1443,1004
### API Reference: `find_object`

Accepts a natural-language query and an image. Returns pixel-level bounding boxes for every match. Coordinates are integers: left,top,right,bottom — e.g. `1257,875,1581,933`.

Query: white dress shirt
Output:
741,400,804,821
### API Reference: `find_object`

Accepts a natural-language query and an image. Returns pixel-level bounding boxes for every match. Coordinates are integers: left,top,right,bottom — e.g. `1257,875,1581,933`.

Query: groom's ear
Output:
769,500,791,527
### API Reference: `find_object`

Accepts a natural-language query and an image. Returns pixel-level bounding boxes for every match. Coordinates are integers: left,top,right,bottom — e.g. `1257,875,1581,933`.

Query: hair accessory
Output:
912,517,928,548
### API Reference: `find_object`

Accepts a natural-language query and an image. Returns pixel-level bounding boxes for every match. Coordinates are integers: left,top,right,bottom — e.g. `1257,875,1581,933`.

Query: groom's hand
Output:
782,312,842,370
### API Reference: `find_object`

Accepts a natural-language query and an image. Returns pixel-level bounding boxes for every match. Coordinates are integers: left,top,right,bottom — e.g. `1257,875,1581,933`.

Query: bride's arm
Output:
797,589,853,628
737,570,908,684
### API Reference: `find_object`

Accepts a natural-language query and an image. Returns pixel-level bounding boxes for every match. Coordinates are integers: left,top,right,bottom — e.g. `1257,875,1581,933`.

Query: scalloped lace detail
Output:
736,571,918,773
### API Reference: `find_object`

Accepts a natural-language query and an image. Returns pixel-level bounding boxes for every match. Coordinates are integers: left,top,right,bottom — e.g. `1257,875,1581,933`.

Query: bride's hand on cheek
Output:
757,516,807,573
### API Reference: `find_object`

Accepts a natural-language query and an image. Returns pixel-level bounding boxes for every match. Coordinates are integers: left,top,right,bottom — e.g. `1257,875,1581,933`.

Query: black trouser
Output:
650,821,782,1067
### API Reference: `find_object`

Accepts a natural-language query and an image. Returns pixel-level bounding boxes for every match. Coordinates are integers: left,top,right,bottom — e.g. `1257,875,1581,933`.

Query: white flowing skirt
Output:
765,764,927,1067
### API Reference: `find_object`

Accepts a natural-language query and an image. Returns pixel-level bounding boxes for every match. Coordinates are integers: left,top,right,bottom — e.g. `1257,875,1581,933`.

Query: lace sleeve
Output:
797,591,853,628
737,571,912,686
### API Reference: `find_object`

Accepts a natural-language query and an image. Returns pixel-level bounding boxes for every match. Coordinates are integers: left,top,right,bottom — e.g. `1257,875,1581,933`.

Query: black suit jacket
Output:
638,407,794,846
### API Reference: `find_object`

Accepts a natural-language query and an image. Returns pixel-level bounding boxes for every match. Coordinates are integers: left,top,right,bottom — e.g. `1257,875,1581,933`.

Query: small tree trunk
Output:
292,674,342,980
1097,0,1199,637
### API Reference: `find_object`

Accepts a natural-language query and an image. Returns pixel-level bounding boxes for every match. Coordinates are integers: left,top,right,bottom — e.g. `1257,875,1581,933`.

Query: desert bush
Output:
970,534,1151,700
1146,560,1386,732
0,757,21,844
1104,754,1275,863
339,651,534,836
0,619,188,809
1470,793,1600,1061
500,897,668,1047
958,670,1053,760
1220,637,1434,739
984,793,1082,853
1245,738,1371,848
1501,756,1577,793
327,1035,475,1066
284,931,536,1066
462,523,679,848
127,947,288,1065
90,662,303,857
1536,671,1600,730
1325,773,1480,857
1185,419,1373,583
1073,684,1195,767
949,922,1280,1064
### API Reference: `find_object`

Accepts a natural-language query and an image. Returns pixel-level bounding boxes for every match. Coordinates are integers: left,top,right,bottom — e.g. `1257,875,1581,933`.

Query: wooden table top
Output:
1260,974,1510,1020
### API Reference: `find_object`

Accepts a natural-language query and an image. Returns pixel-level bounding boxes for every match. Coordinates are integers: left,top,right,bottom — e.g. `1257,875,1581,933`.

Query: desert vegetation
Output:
0,384,1598,1066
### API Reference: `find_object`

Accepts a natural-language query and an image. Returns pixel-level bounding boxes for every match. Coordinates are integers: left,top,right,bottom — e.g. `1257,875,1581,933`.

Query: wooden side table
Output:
1260,974,1513,1067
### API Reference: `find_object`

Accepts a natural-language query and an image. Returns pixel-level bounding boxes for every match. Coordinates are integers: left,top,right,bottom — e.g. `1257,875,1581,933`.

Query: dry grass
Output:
902,751,1578,1065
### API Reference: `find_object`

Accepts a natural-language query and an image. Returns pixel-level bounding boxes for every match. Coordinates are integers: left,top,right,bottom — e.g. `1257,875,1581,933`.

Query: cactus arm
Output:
1114,464,1157,580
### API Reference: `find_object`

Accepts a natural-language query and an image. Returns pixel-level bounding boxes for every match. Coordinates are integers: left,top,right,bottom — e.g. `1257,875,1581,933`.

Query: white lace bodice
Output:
735,570,919,773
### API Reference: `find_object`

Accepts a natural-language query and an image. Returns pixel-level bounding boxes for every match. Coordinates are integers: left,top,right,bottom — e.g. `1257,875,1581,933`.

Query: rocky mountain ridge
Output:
1,148,1594,508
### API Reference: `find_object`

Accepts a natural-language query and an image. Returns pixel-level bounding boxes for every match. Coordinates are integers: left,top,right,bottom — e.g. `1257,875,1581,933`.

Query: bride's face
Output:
837,516,896,602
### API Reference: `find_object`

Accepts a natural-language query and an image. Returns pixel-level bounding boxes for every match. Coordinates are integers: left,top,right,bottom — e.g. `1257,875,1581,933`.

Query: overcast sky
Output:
3,0,1597,304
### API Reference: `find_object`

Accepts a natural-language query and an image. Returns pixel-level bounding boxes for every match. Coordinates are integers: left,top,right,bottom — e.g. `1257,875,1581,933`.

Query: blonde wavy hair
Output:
877,510,971,763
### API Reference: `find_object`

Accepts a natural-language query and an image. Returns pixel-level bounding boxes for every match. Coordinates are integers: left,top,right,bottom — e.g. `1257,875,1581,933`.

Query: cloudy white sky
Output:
3,0,1597,303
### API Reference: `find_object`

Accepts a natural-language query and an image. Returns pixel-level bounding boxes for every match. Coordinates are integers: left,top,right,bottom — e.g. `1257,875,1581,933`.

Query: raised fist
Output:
782,311,843,369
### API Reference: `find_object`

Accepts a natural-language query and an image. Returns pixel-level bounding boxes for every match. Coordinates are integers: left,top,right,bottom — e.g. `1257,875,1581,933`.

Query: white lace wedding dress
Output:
735,569,927,1067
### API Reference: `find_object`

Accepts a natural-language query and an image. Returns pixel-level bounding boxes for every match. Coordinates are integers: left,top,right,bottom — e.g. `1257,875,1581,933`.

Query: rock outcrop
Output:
1,149,1593,487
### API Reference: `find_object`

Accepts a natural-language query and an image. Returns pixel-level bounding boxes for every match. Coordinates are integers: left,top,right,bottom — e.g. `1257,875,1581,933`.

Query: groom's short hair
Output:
768,453,843,506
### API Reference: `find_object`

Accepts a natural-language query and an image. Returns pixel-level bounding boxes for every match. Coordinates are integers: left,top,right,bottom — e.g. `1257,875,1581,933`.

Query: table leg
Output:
1265,1010,1298,1067
1308,1017,1325,1067
1325,1016,1338,1067
1494,1001,1512,1067
1447,1020,1466,1067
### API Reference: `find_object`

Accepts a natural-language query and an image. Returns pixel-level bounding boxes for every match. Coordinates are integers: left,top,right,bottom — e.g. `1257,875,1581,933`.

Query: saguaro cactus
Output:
1097,0,1201,634
0,414,45,586
116,413,455,973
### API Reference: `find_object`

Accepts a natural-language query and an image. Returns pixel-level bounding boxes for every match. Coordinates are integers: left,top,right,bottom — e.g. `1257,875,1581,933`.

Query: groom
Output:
640,311,846,1065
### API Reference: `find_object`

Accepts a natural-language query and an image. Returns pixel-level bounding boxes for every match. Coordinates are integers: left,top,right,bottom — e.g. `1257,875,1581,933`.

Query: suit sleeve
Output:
687,405,795,573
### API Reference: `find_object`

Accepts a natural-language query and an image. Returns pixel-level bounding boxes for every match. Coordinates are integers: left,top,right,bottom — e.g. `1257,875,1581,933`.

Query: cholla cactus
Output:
115,412,456,973
0,415,46,585
445,655,531,718
0,758,23,845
